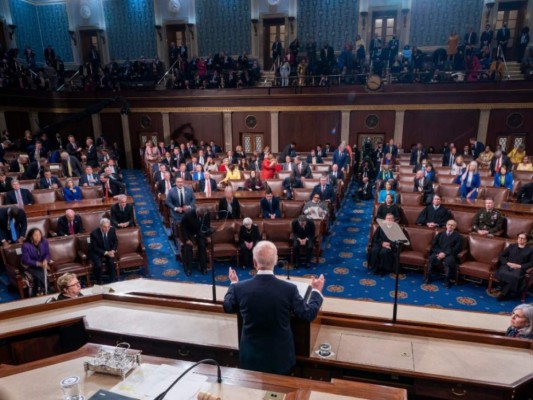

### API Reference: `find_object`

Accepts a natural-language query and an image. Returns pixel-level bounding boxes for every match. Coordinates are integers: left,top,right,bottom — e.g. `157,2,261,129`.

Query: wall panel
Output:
486,109,533,155
38,112,94,141
4,112,30,140
100,113,125,165
349,110,395,145
231,112,271,151
168,112,223,148
278,111,341,152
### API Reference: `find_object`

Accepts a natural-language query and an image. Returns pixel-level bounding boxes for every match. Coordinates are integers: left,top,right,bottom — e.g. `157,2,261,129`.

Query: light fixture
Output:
7,24,16,40
485,0,496,23
401,8,410,28
251,19,258,36
187,23,195,40
360,11,368,31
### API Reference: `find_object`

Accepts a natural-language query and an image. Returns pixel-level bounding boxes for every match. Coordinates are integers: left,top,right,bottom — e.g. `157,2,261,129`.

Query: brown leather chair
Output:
32,189,58,204
311,172,324,179
229,180,246,192
458,235,506,291
313,164,330,172
115,227,147,278
398,166,414,174
399,173,416,183
293,188,313,201
399,205,424,226
478,169,491,177
240,201,261,218
399,192,423,206
48,236,90,287
513,171,533,181
480,176,494,187
27,216,51,238
211,221,239,264
80,186,103,199
481,187,509,203
521,265,533,301
282,200,304,218
302,179,320,189
434,166,451,176
210,172,225,187
437,184,460,199
451,210,475,234
18,180,36,192
265,179,283,197
79,211,107,233
312,219,324,263
400,227,435,273
504,215,533,238
436,175,457,185
262,219,293,263
201,201,218,219
59,177,80,187
276,171,292,181
1,244,27,298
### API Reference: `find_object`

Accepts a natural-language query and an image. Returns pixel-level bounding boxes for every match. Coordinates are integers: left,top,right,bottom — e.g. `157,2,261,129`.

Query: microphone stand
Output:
392,240,406,324
153,358,222,400
208,209,230,303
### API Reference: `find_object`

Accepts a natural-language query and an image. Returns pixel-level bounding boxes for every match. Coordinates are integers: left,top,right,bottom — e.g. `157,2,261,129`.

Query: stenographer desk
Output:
20,196,135,217
0,279,531,399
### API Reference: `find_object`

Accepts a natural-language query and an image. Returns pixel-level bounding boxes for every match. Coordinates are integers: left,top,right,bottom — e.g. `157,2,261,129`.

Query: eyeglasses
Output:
67,281,81,288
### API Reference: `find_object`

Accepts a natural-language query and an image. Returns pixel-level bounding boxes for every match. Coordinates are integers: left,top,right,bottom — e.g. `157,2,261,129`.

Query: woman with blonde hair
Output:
56,273,83,300
458,161,481,200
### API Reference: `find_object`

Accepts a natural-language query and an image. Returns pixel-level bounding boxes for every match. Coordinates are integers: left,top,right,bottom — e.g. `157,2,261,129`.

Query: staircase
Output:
505,62,524,81
257,71,275,87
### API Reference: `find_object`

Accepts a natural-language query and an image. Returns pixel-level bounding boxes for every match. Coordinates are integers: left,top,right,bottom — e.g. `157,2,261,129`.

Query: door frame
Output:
77,28,108,65
258,14,289,70
163,21,197,66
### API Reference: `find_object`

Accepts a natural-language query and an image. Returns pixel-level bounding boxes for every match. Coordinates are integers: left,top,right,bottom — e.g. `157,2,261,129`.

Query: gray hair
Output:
513,304,533,337
252,240,278,270
243,217,252,226
99,217,111,227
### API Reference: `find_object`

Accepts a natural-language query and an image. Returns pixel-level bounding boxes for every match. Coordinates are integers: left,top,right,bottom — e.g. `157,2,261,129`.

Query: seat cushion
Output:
459,261,491,279
400,251,427,267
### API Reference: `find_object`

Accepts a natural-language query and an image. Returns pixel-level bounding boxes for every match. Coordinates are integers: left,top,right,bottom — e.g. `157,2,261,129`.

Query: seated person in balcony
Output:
63,178,82,202
377,180,397,204
180,207,211,276
0,207,27,247
218,187,241,219
304,193,329,220
192,164,205,181
306,149,323,165
517,155,533,171
221,163,242,185
282,173,303,200
79,165,99,187
458,161,481,200
56,273,84,300
493,165,514,191
260,190,281,219
239,217,260,269
425,219,462,288
494,233,533,301
489,57,505,81
292,215,315,269
376,194,400,222
197,172,217,195
57,209,84,236
90,218,118,284
166,177,196,223
39,170,61,190
6,180,34,206
476,145,494,170
517,181,533,204
111,195,135,229
415,195,450,228
472,198,504,237
244,170,263,191
413,170,434,205
505,304,533,339
0,171,13,192
293,157,312,180
507,144,526,167
311,176,335,202
451,155,467,176
21,227,51,295
369,213,396,276
328,164,344,188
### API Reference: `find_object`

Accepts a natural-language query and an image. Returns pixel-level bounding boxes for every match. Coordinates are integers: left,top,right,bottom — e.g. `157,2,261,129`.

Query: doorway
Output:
165,24,186,65
0,21,7,54
79,29,100,65
352,133,385,153
496,133,527,153
495,1,527,61
263,18,285,71
241,132,264,153
372,11,397,47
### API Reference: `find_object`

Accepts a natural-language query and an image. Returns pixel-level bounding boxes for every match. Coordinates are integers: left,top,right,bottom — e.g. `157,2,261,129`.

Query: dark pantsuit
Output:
182,237,207,271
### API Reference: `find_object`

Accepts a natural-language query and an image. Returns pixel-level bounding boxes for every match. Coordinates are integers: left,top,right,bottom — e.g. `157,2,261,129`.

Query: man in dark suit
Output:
0,172,13,193
383,139,398,158
260,191,281,219
166,177,196,222
410,143,427,166
496,22,510,57
79,166,99,187
57,209,84,236
293,157,312,179
223,240,324,375
413,170,434,205
175,164,192,181
328,164,344,188
278,142,296,163
426,219,463,288
415,195,451,228
157,171,174,198
110,195,135,229
99,173,124,198
61,151,83,177
218,187,241,219
180,207,211,276
282,173,303,200
89,218,118,284
197,172,217,195
442,146,457,167
6,180,34,206
66,135,83,159
489,150,512,176
306,149,323,165
310,176,335,202
292,215,316,268
39,170,61,189
85,138,99,168
153,163,169,183
28,140,47,162
0,140,10,165
9,155,31,179
354,176,373,201
469,137,484,159
0,207,27,246
332,143,349,171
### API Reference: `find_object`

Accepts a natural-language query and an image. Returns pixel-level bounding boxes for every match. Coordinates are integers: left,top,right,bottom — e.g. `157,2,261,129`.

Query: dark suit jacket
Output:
57,215,84,236
311,184,335,202
489,155,512,176
62,156,83,177
86,145,99,168
197,178,218,193
415,205,451,227
410,148,428,165
430,230,463,260
99,180,124,197
9,161,33,179
223,274,323,374
413,177,434,204
89,227,118,263
180,210,211,241
306,154,323,164
260,197,281,218
293,162,312,179
38,176,61,189
332,149,349,169
0,177,13,193
218,197,241,219
79,173,99,186
110,203,135,228
27,145,47,162
0,207,27,243
471,141,484,158
328,170,344,187
6,189,34,205
66,142,81,158
175,170,192,181
156,179,174,195
292,219,316,240
25,161,43,180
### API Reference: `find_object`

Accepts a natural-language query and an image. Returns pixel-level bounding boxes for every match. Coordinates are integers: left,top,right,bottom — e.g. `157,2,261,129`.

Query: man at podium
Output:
223,240,325,375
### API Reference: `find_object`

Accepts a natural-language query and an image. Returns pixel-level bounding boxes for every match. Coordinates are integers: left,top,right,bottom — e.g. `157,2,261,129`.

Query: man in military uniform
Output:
471,198,504,237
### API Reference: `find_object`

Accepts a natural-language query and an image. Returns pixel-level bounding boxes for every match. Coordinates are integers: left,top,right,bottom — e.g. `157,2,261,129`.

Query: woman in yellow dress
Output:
447,30,460,61
297,58,307,86
476,145,494,170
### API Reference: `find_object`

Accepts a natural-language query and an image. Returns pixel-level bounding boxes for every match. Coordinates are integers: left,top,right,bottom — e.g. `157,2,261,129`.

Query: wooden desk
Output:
442,197,533,216
22,196,134,217
0,344,407,400
195,191,266,201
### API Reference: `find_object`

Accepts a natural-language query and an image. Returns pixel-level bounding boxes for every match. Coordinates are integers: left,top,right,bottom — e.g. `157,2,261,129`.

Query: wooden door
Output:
495,1,527,61
352,133,385,153
263,18,285,71
79,30,99,65
496,133,527,153
165,24,186,65
241,133,264,153
372,12,397,47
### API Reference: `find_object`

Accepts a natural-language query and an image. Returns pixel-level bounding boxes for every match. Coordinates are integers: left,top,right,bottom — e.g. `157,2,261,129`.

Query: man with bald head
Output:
57,209,84,236
224,240,324,375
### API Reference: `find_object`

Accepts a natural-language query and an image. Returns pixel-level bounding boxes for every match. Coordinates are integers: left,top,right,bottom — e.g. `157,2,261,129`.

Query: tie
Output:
20,164,25,173
419,179,423,187
496,158,501,172
205,179,211,196
9,219,17,242
269,200,273,212
48,179,51,187
69,221,75,235
417,151,421,164
322,186,325,193
103,232,108,249
88,175,94,186
501,176,505,186
16,190,24,207
105,184,109,198
450,155,454,166
299,164,302,174
166,181,171,194
67,160,73,176
179,189,184,206
447,231,450,237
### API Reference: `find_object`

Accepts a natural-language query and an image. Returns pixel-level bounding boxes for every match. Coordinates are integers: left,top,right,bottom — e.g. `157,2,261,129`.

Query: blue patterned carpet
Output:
0,169,524,313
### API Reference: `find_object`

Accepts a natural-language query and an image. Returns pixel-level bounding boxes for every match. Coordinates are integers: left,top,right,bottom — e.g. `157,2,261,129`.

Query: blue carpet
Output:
0,169,524,314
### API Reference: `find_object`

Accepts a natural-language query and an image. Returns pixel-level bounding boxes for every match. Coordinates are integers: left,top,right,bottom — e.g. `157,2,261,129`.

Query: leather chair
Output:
481,187,509,203
311,172,324,179
115,227,147,278
27,216,51,238
513,171,533,181
80,186,103,199
18,180,36,192
398,166,414,174
276,171,292,181
313,164,330,172
399,173,416,183
59,177,80,187
229,180,246,192
210,221,239,264
201,201,218,220
311,219,324,263
451,210,475,234
242,171,251,180
478,169,491,177
436,175,457,185
400,226,436,272
49,163,63,177
262,219,293,263
399,192,423,206
210,172,225,187
265,179,283,197
437,184,460,199
1,244,27,298
434,167,451,176
293,188,313,201
521,266,533,301
458,235,506,291
504,215,533,238
79,211,108,233
399,205,424,226
48,236,90,287
32,189,58,204
282,200,304,219
302,179,320,189
240,202,261,218
480,177,494,187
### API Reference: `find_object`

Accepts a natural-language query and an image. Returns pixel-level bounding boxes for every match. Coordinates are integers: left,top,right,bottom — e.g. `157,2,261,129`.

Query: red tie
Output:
69,221,75,235
496,158,501,172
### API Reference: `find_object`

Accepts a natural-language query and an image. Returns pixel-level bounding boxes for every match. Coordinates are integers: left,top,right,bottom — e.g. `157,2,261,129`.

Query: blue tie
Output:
9,219,17,242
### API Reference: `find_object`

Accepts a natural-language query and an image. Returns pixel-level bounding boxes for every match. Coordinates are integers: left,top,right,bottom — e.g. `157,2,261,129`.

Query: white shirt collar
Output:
257,269,274,275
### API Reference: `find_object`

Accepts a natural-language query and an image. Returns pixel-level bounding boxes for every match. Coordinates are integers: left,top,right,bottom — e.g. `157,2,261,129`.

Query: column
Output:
29,112,40,134
393,110,405,146
223,112,233,151
341,111,350,143
121,114,133,169
0,112,7,134
162,112,171,143
270,111,279,152
477,109,490,145
91,114,102,140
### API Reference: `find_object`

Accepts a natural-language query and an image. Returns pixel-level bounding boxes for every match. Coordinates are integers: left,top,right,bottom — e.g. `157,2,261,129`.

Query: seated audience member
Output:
282,173,303,200
204,157,219,172
21,228,50,295
517,155,533,171
221,163,241,184
238,217,260,269
197,172,217,195
79,166,99,187
490,150,511,176
311,176,335,202
186,156,200,173
175,163,192,180
61,151,83,177
381,152,395,168
218,157,230,173
260,190,281,219
458,161,481,200
472,198,504,237
410,143,427,166
355,176,373,201
39,170,61,189
63,178,82,202
517,181,533,204
414,170,434,205
90,218,118,284
99,173,123,198
57,209,84,236
359,160,375,183
376,164,394,187
415,195,451,228
306,149,323,164
111,194,135,228
0,207,27,246
329,164,344,188
376,194,400,221
9,155,31,179
493,165,514,190
153,163,169,183
180,207,211,276
412,158,428,174
192,164,205,181
451,155,467,176
377,180,397,204
508,144,526,167
369,213,396,276
424,163,436,182
56,273,84,300
425,219,462,288
442,146,458,167
293,157,312,179
292,215,315,269
304,194,329,220
244,170,263,191
156,171,174,198
476,145,494,169
6,180,34,206
218,187,241,219
504,304,533,339
0,171,13,192
494,233,533,301
166,177,196,223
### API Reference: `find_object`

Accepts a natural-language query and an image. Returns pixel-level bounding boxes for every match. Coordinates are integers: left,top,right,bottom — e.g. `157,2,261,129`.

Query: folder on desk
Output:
286,279,312,303
88,389,138,400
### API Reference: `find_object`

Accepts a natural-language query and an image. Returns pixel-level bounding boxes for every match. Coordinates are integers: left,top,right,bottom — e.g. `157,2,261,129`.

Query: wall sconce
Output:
187,23,195,40
360,11,368,31
401,8,410,28
7,24,16,40
154,25,162,41
288,16,295,35
485,0,496,23
97,29,106,45
251,19,258,36
68,30,77,46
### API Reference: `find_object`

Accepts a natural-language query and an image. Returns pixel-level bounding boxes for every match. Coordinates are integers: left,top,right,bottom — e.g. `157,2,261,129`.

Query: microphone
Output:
279,259,290,280
153,358,222,400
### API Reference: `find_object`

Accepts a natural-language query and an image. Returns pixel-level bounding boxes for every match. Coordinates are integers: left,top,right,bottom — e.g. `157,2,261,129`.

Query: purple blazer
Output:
21,240,50,267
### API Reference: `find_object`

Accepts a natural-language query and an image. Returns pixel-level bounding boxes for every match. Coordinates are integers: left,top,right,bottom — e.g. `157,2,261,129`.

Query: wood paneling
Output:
100,113,125,167
231,112,271,150
403,110,480,151
278,111,341,152
128,112,164,168
486,109,533,154
169,112,223,148
38,112,94,141
4,111,30,140
349,110,395,145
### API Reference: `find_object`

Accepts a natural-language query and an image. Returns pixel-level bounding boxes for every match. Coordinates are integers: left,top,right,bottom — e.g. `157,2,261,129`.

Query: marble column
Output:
91,114,102,140
341,111,350,143
29,112,40,134
477,109,490,145
223,112,232,151
393,110,405,146
0,112,7,134
270,111,279,152
162,112,171,143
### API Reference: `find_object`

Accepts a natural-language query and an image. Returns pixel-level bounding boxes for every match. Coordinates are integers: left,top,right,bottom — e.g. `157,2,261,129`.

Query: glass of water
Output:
60,376,84,400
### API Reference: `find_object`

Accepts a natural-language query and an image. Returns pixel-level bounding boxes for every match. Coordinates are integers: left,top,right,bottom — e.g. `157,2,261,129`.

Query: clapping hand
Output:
311,274,325,292
228,267,239,283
